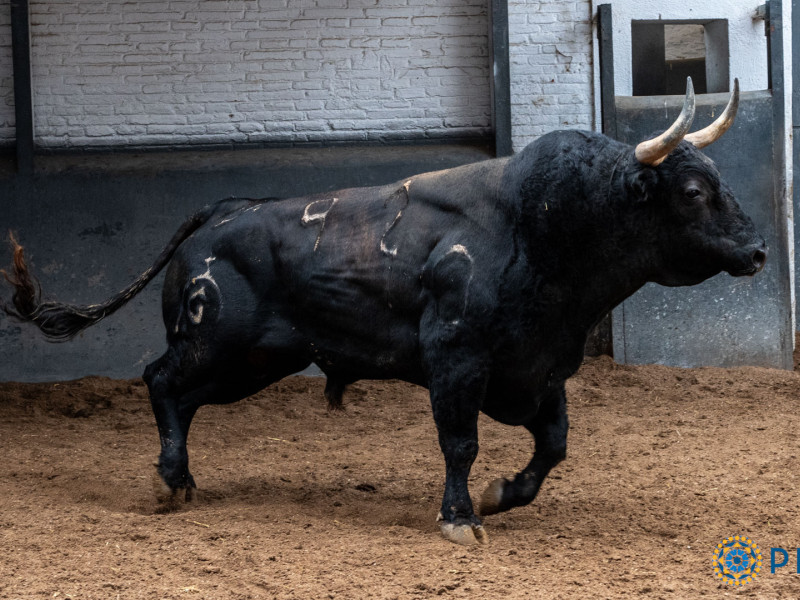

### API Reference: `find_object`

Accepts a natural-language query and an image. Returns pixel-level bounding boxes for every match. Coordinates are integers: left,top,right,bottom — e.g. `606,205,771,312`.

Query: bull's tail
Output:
1,201,233,342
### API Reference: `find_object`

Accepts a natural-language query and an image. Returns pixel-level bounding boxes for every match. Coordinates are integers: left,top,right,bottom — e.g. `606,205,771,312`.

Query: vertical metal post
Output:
597,4,616,140
767,0,794,363
10,0,34,176
792,0,800,332
762,3,773,90
489,0,512,156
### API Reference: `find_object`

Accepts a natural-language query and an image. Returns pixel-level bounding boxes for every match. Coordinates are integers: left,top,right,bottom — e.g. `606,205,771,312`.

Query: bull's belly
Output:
479,343,584,426
481,376,547,426
284,307,426,383
314,345,425,385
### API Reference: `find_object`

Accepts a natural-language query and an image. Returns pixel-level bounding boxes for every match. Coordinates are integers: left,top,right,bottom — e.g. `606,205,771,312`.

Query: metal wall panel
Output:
611,91,793,368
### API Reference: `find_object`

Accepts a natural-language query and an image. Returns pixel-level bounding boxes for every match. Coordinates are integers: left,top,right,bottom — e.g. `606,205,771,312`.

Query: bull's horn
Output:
634,77,696,166
684,78,739,149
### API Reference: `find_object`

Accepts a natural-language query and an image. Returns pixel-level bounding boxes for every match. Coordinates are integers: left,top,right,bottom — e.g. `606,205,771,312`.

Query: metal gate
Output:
596,1,793,368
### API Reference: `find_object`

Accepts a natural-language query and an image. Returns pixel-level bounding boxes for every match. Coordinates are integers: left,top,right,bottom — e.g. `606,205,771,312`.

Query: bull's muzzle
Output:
750,242,768,274
736,240,767,276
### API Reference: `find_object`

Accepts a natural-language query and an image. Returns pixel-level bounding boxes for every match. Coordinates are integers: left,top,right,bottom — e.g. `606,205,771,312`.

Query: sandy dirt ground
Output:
2,350,800,599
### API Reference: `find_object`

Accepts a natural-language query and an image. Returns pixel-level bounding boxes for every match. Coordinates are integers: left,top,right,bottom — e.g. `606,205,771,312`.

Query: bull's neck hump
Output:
506,135,656,327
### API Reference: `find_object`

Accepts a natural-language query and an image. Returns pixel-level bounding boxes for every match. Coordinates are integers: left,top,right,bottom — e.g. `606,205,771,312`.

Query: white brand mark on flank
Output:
302,198,338,251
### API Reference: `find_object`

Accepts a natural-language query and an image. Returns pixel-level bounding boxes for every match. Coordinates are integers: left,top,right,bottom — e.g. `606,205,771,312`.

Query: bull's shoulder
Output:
420,231,523,329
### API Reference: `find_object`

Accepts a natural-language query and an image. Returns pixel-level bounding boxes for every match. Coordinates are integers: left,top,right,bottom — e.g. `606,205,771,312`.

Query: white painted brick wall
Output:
24,0,491,149
508,0,594,152
0,2,13,145
0,1,598,152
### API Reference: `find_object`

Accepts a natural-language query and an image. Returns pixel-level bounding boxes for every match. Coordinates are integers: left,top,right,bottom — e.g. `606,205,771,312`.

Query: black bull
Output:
1,86,766,546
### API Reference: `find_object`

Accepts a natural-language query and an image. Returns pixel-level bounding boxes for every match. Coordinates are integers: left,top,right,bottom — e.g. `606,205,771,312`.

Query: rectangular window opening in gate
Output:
632,20,729,96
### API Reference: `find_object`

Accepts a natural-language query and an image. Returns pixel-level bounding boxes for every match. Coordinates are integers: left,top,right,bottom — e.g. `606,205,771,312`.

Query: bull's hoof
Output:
479,477,508,516
438,519,489,545
152,465,195,509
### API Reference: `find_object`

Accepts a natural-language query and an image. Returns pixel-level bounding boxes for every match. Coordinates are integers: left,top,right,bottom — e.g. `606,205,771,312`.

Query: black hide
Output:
2,130,766,544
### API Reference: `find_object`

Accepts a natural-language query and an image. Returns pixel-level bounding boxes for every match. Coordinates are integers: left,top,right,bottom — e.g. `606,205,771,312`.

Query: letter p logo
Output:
771,548,789,574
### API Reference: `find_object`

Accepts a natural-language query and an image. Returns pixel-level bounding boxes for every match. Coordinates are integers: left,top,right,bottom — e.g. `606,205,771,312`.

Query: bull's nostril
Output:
752,248,767,271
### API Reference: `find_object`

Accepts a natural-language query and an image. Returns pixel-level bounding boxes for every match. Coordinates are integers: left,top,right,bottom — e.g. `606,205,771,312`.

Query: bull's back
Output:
166,182,437,378
165,160,511,379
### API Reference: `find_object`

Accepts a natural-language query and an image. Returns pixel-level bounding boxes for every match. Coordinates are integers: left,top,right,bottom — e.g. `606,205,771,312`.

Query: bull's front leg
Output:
420,244,492,544
480,381,568,515
429,367,488,545
423,330,490,545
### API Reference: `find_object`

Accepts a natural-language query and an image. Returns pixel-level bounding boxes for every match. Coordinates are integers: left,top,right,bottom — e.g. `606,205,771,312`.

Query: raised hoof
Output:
479,478,507,516
439,521,489,546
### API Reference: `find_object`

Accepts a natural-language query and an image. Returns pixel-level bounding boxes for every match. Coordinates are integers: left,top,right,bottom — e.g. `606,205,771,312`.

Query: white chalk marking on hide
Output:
380,239,398,257
188,287,207,324
302,198,337,224
379,182,412,258
380,209,404,257
213,214,238,228
192,256,219,289
447,244,472,260
189,288,207,302
185,256,222,326
446,244,474,321
301,198,338,251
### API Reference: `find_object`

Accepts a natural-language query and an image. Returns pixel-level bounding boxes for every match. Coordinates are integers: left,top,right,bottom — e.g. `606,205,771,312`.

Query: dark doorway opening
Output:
631,20,729,96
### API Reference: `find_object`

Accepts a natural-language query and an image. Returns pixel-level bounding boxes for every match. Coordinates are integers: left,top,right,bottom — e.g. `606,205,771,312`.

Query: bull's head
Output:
628,78,767,286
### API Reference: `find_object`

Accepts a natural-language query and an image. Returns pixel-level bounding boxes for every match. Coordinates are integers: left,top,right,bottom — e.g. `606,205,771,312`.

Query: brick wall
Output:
508,0,594,152
20,0,491,149
0,2,13,146
0,0,597,152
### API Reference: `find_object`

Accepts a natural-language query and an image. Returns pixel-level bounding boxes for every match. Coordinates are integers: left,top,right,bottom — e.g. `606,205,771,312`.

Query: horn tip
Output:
684,77,695,104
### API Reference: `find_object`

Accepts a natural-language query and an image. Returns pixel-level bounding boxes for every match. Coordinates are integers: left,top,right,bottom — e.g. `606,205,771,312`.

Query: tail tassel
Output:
1,232,105,341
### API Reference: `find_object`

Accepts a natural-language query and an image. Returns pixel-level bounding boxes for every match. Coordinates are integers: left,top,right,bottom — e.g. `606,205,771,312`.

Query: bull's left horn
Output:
635,77,696,166
684,78,739,149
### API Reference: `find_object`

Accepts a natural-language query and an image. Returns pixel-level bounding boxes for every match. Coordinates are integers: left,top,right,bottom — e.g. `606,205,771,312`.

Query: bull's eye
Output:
685,188,702,199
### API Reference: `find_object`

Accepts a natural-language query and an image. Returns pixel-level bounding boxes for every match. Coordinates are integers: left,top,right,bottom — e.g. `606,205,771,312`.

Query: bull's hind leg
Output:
144,345,309,507
143,346,212,505
479,382,568,516
145,249,313,506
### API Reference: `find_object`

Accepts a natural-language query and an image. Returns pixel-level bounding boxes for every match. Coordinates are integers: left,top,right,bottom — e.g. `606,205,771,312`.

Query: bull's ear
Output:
626,167,659,203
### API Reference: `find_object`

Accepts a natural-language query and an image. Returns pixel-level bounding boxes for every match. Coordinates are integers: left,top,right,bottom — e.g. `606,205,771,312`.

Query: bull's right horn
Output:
684,78,739,148
634,77,696,166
